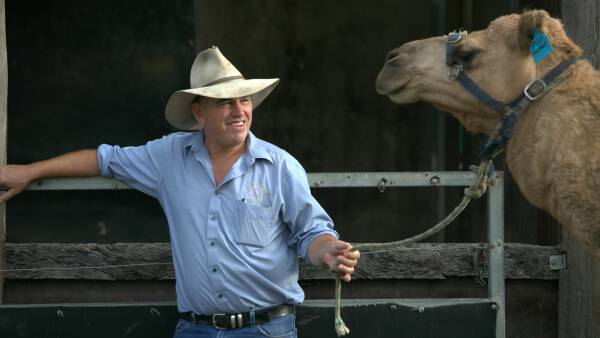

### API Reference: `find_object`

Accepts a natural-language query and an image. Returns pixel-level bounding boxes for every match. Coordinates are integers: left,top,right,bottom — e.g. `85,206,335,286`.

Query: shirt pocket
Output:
236,201,277,248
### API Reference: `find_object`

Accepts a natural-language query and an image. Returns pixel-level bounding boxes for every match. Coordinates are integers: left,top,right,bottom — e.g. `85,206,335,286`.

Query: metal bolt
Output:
390,305,397,311
313,181,320,187
377,178,388,193
57,310,64,319
418,306,425,313
150,308,161,318
491,304,498,311
488,178,496,186
549,254,567,271
430,176,441,185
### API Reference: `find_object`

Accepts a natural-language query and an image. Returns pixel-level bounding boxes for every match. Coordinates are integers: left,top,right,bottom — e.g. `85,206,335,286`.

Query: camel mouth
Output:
376,81,405,96
386,87,418,104
375,71,415,103
375,72,409,96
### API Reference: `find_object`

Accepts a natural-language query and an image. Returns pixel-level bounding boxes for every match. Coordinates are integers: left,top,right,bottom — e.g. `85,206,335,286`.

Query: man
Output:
0,46,360,337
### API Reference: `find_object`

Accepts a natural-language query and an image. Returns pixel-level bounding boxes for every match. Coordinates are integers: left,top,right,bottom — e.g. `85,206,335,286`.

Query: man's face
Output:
192,96,253,150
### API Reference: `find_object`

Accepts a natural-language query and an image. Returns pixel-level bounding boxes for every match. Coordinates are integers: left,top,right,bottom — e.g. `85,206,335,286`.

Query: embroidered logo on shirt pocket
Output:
236,200,277,248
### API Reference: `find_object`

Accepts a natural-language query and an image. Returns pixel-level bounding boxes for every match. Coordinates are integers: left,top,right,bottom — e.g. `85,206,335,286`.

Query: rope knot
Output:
464,183,487,199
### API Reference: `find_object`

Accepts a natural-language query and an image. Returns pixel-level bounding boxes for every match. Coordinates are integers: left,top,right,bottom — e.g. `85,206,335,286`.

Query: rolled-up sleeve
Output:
97,135,171,198
280,157,338,264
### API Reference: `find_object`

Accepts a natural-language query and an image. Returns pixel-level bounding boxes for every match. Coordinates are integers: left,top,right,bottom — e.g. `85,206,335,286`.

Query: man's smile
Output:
227,120,246,127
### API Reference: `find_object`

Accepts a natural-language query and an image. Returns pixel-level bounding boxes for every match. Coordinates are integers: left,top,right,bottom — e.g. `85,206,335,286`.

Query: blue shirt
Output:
97,131,338,314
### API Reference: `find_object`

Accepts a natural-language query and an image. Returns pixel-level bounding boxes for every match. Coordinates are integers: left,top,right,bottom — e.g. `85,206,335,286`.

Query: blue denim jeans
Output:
173,313,297,338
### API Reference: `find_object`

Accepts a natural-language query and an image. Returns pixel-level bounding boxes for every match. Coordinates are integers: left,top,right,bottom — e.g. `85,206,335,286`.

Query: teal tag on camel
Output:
530,28,553,63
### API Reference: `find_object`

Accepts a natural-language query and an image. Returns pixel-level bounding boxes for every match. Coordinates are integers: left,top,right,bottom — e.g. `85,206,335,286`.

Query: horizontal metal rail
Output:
0,298,493,309
25,171,479,191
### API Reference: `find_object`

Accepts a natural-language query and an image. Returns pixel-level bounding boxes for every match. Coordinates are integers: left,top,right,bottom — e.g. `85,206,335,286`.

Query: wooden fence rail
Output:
5,242,560,281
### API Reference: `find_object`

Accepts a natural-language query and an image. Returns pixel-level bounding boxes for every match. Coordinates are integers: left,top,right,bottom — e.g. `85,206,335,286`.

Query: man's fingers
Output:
338,264,354,275
344,250,360,260
340,272,352,282
0,189,17,204
337,255,358,267
334,240,351,251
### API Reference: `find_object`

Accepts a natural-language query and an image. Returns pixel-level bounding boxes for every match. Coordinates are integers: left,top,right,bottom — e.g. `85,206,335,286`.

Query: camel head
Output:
375,10,582,135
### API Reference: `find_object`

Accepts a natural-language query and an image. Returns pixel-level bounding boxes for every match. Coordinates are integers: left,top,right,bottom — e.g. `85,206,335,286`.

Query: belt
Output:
179,304,294,329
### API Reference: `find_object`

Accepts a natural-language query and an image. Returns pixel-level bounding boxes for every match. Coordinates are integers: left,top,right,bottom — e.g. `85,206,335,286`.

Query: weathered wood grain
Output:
560,1,600,337
4,242,560,281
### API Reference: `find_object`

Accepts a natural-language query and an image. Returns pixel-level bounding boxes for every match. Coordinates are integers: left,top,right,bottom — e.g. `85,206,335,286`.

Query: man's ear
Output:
517,10,551,54
191,102,205,125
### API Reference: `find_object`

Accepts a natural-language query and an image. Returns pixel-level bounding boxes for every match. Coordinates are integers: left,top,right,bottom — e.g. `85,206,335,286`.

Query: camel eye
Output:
454,49,478,65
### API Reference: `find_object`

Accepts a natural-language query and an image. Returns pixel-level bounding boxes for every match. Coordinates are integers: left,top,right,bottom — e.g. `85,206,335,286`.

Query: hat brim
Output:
165,78,279,130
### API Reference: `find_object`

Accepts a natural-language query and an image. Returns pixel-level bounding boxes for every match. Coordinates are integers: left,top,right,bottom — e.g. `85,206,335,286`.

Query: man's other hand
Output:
308,235,361,282
0,165,35,203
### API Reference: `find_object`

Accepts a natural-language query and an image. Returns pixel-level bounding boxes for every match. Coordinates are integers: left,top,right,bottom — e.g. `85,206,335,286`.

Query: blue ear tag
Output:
530,28,553,63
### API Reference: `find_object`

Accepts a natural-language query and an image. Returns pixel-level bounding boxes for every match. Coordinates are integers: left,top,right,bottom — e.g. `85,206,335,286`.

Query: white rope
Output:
333,160,492,336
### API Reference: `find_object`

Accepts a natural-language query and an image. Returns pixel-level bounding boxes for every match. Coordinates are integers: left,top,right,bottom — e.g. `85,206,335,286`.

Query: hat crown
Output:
190,46,243,88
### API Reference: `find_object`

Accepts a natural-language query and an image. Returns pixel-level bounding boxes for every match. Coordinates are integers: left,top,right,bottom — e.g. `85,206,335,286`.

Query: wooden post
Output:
0,0,7,304
559,1,600,336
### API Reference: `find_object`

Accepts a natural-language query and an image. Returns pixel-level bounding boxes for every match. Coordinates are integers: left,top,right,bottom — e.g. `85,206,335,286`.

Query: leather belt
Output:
179,304,294,329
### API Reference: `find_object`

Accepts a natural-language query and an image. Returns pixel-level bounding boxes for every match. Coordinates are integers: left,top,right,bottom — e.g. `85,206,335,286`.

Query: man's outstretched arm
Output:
0,149,99,203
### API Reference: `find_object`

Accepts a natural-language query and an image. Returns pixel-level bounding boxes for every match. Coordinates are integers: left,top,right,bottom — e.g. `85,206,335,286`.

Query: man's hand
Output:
308,235,361,282
0,149,100,204
0,164,36,203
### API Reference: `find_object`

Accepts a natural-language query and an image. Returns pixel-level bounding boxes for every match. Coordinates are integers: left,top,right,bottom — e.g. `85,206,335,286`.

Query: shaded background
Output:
5,0,561,246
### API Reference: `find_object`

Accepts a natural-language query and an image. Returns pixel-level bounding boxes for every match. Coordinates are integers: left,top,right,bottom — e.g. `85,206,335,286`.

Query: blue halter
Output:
445,31,577,160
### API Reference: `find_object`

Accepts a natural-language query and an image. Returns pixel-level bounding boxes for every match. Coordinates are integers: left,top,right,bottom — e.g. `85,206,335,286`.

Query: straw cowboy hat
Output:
165,46,279,130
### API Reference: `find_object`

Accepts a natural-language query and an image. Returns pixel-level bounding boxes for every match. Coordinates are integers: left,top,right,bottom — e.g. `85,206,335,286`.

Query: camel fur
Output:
376,10,600,259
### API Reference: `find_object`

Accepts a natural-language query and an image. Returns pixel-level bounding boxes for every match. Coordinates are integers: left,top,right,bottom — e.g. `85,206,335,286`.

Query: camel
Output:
375,10,600,260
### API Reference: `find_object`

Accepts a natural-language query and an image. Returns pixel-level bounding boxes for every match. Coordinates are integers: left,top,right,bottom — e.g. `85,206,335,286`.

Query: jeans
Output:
173,313,297,338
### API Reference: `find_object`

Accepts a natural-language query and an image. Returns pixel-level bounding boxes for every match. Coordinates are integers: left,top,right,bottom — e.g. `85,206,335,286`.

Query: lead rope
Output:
333,157,494,336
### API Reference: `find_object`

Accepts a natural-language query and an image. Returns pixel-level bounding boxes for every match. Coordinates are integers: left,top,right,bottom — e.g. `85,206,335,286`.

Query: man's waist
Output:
180,304,295,329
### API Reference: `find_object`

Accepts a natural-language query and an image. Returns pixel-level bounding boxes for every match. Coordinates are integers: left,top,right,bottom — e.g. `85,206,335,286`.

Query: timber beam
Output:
4,242,560,280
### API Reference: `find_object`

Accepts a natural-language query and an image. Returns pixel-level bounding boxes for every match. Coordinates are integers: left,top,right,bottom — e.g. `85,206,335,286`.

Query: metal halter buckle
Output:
524,79,547,100
448,64,463,80
447,32,462,43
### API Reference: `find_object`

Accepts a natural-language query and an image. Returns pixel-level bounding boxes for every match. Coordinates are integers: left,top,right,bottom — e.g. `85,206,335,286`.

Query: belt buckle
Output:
212,313,226,329
212,313,243,329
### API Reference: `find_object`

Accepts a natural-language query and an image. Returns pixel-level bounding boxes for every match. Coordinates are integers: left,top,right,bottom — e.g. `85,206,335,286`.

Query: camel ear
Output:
517,10,552,55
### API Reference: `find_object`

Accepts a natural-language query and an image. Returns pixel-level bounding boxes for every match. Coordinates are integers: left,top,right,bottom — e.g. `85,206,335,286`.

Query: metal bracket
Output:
473,246,488,286
448,64,463,80
549,254,567,271
377,178,388,193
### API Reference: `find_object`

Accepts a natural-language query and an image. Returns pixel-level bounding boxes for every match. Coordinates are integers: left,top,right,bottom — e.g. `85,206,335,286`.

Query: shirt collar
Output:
184,131,273,164
246,132,273,164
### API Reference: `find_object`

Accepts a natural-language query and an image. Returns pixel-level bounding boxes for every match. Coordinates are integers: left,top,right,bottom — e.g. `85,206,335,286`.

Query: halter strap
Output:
445,32,577,160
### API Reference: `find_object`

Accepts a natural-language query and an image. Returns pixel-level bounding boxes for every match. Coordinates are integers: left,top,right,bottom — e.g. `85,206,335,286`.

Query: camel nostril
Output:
385,50,399,62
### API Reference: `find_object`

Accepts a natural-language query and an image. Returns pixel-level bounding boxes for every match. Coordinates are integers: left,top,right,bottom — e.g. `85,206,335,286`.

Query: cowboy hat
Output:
165,46,279,130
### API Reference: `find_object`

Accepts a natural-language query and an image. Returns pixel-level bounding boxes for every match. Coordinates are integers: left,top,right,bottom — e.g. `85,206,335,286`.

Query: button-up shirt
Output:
97,131,338,314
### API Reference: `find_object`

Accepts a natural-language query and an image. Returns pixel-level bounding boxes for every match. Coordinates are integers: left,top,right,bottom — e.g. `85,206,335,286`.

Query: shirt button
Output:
212,267,218,273
218,294,223,299
210,241,215,246
211,216,217,221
